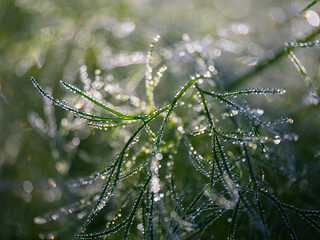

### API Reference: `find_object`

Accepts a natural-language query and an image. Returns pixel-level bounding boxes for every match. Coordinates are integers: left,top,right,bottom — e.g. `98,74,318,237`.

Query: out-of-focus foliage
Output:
0,0,320,239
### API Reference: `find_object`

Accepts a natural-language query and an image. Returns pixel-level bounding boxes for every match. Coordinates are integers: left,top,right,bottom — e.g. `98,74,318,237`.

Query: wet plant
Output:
31,35,320,240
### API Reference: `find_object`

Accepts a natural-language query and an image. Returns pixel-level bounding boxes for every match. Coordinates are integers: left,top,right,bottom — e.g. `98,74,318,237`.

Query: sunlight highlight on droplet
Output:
274,136,281,145
305,10,320,27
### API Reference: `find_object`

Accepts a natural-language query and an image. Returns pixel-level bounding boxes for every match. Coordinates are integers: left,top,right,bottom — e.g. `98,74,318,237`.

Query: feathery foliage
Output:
31,34,320,239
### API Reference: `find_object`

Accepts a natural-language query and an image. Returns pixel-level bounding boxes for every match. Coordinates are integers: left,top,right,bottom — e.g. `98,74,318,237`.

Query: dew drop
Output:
155,153,163,160
137,223,144,231
34,217,47,225
306,10,320,27
274,136,281,145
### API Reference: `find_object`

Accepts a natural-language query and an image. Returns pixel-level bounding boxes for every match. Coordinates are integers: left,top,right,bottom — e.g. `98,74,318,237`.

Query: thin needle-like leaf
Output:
61,80,145,120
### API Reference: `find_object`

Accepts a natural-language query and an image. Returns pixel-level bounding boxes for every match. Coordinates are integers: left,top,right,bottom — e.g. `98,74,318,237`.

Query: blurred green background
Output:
0,0,320,239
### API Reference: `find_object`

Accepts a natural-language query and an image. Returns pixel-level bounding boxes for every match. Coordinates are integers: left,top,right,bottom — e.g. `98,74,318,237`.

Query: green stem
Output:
227,28,320,90
154,76,200,150
81,104,170,231
61,80,144,120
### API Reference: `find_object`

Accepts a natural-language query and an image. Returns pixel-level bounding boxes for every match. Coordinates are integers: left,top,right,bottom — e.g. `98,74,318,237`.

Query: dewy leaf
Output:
208,88,286,98
31,35,320,240
259,190,297,240
145,35,161,110
60,80,145,120
287,50,320,105
31,77,126,122
228,199,241,240
122,174,152,240
87,120,138,130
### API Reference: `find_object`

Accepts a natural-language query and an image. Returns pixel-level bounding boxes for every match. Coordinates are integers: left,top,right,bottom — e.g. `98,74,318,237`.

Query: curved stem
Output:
227,28,320,90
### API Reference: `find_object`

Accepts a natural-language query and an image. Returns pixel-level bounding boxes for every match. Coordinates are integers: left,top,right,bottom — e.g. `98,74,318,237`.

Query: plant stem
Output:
227,28,320,90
